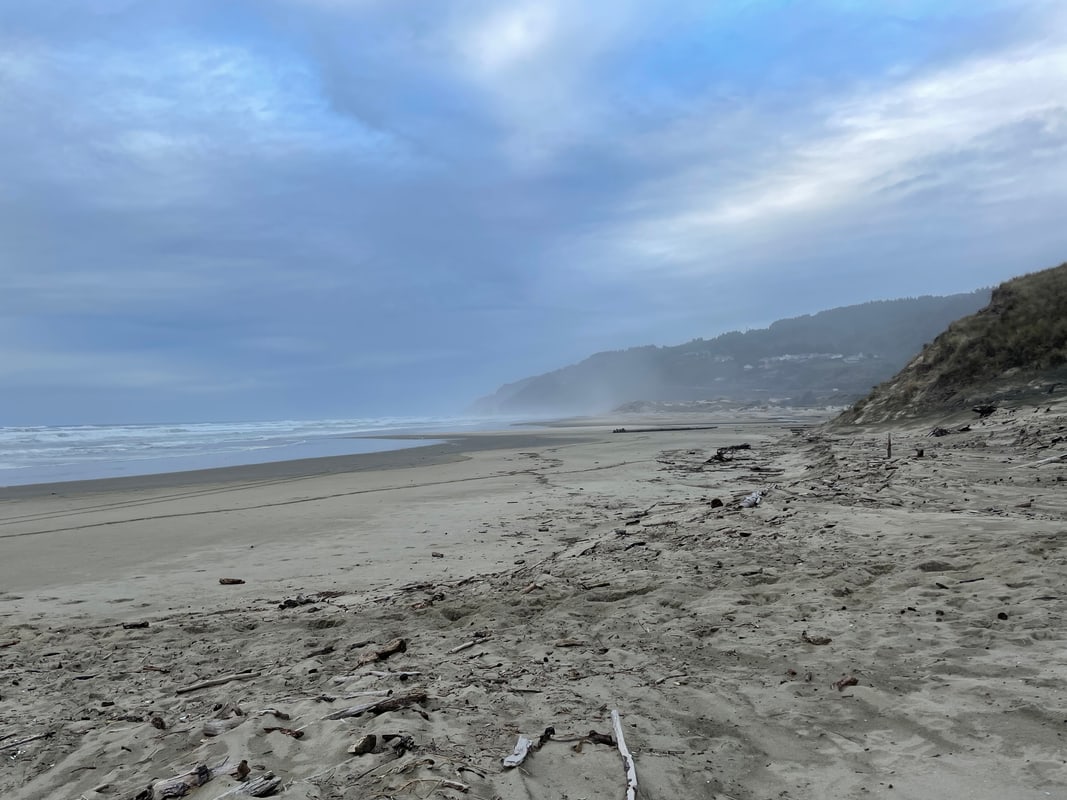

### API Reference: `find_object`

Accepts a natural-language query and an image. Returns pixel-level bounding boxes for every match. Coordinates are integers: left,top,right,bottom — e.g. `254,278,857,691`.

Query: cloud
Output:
591,29,1067,273
0,0,1064,423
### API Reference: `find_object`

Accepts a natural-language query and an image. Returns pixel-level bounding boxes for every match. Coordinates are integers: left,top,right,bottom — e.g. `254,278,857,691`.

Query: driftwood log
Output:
175,672,260,695
322,689,427,720
0,731,54,753
208,773,282,799
357,638,407,666
1020,452,1067,468
367,670,421,678
149,761,230,800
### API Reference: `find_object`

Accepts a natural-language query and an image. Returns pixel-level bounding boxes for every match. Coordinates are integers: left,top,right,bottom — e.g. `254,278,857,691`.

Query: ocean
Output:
0,416,508,487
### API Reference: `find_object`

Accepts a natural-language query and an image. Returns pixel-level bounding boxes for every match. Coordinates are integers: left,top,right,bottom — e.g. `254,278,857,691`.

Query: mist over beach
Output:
2,2,1066,798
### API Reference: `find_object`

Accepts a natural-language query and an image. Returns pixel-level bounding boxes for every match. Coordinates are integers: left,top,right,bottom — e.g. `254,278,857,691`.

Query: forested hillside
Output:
473,290,991,414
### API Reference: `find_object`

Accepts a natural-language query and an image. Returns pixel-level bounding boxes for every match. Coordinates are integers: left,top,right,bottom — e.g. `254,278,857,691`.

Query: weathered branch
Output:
175,672,260,695
1019,452,1067,468
208,773,282,799
0,731,54,752
611,710,638,800
322,689,427,720
149,760,230,800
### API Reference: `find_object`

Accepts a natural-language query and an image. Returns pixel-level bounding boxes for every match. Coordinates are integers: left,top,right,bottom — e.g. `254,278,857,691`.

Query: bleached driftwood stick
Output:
395,778,470,794
0,731,54,752
175,672,261,695
610,710,638,800
448,640,477,654
338,689,392,700
1018,452,1067,468
501,735,534,768
322,699,384,721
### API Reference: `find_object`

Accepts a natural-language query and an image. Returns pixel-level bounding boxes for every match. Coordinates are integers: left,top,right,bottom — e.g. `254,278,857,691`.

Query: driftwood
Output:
1019,452,1067,468
340,689,392,700
122,622,150,630
263,726,304,739
368,670,421,678
395,778,470,794
175,672,260,695
203,717,245,737
740,490,765,508
709,443,751,463
278,595,315,609
0,730,54,752
208,773,282,799
218,578,245,585
500,727,557,767
613,425,718,434
322,689,427,720
150,761,229,799
586,729,615,746
610,710,638,800
501,735,534,768
357,638,407,666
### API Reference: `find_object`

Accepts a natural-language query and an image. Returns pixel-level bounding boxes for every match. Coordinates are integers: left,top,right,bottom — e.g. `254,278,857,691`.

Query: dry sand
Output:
1,406,1065,799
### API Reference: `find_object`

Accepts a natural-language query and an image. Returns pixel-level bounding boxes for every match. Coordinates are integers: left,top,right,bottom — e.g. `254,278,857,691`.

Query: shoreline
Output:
0,430,585,500
0,408,832,498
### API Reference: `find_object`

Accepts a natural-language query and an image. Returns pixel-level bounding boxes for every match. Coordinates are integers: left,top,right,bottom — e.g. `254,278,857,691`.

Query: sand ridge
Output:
1,407,1066,799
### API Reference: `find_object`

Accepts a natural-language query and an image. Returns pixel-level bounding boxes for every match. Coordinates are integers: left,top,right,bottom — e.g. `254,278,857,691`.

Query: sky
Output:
1,0,1065,424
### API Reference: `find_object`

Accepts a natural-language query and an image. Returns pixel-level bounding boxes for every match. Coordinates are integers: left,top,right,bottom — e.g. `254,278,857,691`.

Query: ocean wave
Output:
0,415,511,481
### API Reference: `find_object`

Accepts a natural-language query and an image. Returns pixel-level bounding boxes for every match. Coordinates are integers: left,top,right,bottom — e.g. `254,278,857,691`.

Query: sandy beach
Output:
2,406,1065,799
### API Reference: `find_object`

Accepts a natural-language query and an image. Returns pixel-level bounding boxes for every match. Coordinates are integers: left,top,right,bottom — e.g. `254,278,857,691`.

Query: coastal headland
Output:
1,406,1065,799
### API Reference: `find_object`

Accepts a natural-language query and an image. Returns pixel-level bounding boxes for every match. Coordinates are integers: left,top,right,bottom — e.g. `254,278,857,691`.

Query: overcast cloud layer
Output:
2,0,1065,423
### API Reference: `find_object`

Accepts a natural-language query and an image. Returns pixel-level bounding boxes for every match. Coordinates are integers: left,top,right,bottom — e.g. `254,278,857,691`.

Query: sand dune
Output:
2,406,1065,799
